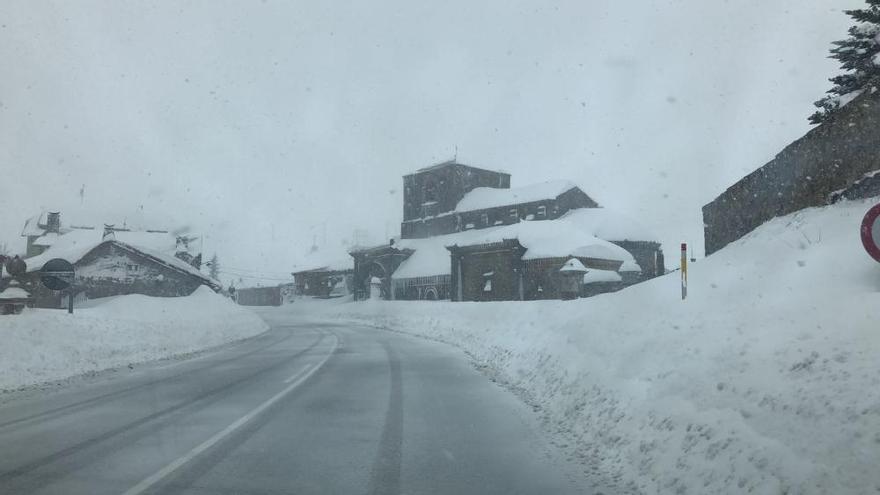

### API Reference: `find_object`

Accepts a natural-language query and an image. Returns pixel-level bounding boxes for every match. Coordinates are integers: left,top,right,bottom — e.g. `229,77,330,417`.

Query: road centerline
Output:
119,334,339,495
283,365,312,384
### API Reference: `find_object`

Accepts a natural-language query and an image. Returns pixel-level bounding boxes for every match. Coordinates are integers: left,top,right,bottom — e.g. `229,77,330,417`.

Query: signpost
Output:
681,242,688,300
40,258,76,314
861,203,880,263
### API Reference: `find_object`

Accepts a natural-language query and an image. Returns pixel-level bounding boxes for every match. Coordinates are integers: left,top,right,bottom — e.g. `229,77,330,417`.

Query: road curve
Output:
0,312,589,494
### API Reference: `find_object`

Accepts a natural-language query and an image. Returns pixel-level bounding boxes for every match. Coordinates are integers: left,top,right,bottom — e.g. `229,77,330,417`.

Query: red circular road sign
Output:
861,203,880,262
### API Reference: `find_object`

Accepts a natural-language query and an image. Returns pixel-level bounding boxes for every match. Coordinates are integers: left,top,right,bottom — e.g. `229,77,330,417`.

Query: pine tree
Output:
208,253,219,280
810,0,880,124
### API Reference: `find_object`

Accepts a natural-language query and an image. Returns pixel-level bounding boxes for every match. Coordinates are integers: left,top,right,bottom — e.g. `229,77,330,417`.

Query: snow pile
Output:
583,269,622,284
455,180,577,212
0,286,268,390
293,199,880,494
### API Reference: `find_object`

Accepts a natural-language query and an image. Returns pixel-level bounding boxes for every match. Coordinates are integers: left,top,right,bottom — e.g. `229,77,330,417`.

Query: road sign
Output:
861,203,880,263
40,258,75,291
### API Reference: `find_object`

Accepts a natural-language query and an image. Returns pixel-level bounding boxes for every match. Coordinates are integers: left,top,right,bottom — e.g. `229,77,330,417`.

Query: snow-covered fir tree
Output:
810,0,880,124
208,253,219,280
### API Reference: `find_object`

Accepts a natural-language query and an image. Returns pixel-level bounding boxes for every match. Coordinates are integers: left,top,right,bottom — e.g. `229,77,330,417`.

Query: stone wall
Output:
703,88,880,255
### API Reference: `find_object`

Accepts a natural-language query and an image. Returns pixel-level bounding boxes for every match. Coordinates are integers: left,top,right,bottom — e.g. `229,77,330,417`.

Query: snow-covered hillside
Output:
287,199,880,494
0,287,268,391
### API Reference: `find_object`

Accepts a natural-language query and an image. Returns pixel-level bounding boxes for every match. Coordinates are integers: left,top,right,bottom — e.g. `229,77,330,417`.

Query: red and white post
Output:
680,242,688,300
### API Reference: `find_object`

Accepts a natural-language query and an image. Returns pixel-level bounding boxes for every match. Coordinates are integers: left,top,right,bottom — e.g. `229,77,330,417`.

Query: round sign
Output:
861,203,880,263
40,258,75,291
5,256,27,277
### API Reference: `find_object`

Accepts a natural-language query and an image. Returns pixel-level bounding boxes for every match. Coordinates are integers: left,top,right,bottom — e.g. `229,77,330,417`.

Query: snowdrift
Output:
290,199,880,494
0,286,268,390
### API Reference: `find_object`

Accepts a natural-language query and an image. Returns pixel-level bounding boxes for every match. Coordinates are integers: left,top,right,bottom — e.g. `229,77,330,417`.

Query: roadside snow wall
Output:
303,199,880,494
0,286,268,390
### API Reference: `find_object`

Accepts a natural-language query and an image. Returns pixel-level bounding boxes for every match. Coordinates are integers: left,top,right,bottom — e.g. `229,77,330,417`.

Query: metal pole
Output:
67,288,74,314
680,242,687,300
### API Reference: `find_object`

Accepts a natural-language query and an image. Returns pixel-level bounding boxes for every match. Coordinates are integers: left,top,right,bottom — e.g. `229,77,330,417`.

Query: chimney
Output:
46,212,61,234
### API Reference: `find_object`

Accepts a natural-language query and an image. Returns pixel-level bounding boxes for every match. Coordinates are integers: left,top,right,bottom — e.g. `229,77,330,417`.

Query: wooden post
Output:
680,242,688,300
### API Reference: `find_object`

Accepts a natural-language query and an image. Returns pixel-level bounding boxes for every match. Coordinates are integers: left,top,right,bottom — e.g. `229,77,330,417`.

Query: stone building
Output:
350,160,664,301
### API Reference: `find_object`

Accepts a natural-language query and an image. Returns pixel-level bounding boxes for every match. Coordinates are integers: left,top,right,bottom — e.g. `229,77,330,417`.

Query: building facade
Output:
350,159,664,301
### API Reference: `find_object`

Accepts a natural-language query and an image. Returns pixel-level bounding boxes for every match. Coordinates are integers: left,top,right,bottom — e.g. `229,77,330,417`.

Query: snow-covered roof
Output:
0,286,31,299
292,247,353,274
560,258,588,273
559,207,660,243
390,238,450,279
413,160,509,176
20,213,46,237
16,228,214,288
32,232,60,247
455,180,578,213
391,218,637,280
583,269,623,284
448,219,635,262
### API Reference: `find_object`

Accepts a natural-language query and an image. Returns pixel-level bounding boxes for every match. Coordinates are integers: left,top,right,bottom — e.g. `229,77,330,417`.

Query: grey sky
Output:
0,0,860,284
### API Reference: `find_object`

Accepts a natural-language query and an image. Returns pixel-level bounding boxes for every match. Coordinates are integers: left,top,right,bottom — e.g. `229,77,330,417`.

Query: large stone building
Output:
350,160,664,301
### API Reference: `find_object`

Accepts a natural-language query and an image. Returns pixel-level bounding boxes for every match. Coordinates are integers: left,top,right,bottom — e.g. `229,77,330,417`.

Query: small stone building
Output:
291,246,354,298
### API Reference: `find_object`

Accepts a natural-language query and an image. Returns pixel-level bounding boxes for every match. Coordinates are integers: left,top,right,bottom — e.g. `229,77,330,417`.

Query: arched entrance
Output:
423,287,438,300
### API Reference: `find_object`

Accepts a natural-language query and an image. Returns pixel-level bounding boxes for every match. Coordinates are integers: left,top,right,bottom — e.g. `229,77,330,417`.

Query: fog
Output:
0,0,858,284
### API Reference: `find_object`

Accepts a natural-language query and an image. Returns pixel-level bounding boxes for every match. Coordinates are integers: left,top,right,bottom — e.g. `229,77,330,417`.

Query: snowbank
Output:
288,199,880,494
0,286,268,390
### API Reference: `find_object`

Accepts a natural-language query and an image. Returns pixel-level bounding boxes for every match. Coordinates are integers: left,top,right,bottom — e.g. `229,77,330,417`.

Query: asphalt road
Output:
0,311,588,494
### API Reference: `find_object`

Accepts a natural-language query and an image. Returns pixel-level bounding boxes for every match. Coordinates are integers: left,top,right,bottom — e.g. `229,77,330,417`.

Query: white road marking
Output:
120,335,338,495
284,365,312,383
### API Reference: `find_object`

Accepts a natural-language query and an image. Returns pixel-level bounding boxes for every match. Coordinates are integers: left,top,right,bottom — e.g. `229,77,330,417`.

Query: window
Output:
537,205,547,217
480,213,489,226
509,208,518,220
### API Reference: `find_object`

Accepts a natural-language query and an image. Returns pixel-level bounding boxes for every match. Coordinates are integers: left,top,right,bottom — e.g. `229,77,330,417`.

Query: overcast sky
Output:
0,0,861,285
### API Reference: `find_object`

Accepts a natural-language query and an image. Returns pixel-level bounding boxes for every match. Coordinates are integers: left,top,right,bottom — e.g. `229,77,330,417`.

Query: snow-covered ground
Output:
284,199,880,494
0,286,268,391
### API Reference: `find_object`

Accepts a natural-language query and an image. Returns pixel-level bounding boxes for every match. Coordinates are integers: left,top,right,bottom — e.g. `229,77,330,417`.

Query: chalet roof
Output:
455,180,579,213
18,238,218,289
17,229,216,288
